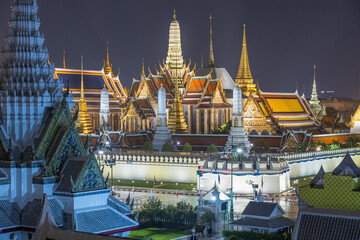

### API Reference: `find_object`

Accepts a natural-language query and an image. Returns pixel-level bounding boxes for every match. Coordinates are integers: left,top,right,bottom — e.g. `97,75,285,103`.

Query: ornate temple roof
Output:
332,152,360,177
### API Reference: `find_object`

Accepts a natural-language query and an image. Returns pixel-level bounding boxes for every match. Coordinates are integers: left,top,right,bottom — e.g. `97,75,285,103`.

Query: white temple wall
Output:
288,153,360,178
103,163,198,183
197,171,290,194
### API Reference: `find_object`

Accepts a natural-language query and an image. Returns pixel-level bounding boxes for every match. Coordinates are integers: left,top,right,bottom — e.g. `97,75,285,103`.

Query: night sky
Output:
0,0,359,99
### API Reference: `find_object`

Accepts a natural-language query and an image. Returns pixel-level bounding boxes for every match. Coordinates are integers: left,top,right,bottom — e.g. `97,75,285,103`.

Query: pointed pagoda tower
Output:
104,41,113,76
0,0,63,149
168,73,188,134
76,56,93,135
235,25,256,96
165,10,186,87
208,14,215,68
309,64,323,117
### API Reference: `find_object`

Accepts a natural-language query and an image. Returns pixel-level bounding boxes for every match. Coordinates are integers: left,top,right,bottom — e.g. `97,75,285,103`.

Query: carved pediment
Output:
243,98,264,119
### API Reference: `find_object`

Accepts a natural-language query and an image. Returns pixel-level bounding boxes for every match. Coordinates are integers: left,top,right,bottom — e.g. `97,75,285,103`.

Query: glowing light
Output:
211,196,216,201
177,142,180,145
106,141,110,145
237,148,243,153
99,150,104,154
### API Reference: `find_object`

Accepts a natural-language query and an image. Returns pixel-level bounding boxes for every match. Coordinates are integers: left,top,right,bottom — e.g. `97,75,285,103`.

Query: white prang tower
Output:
225,86,251,155
0,0,63,150
152,85,174,150
99,85,110,129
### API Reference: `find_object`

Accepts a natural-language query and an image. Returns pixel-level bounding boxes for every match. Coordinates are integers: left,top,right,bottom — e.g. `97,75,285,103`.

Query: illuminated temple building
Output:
54,43,128,134
120,12,322,136
0,0,137,238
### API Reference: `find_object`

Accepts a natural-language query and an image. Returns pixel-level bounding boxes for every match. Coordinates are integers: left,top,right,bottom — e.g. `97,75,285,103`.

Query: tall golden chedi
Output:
76,56,93,134
235,24,256,96
165,10,187,87
168,67,188,134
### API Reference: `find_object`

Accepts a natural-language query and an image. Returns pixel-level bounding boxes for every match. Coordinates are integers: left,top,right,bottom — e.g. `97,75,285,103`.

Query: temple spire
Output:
208,14,215,68
310,64,320,104
173,9,176,20
80,55,84,100
235,24,256,96
236,24,253,82
142,57,145,76
104,41,112,75
63,50,66,69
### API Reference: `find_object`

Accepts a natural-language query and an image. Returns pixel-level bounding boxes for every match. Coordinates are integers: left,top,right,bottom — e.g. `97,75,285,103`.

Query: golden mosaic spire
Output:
208,14,215,68
235,24,256,96
104,41,112,75
142,57,145,76
76,55,93,135
168,61,188,134
165,10,186,86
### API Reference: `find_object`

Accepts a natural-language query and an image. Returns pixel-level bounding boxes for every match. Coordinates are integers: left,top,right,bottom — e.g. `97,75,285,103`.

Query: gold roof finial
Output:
235,24,253,83
142,57,145,76
63,50,66,69
208,14,215,68
173,9,176,20
81,55,84,100
104,41,112,75
47,56,51,66
201,52,204,68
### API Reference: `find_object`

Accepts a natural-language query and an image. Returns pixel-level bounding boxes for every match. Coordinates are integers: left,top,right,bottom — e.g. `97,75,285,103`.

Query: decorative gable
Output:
72,154,107,192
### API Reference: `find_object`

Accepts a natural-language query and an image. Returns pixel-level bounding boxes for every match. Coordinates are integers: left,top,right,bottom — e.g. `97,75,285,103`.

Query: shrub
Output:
162,141,173,151
183,143,192,152
228,236,239,240
142,141,153,150
199,210,215,229
207,144,218,153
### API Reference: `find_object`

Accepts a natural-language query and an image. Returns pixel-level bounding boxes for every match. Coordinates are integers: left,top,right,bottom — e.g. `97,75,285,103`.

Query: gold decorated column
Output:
215,109,219,127
204,109,208,134
210,109,215,131
188,105,192,133
196,109,200,134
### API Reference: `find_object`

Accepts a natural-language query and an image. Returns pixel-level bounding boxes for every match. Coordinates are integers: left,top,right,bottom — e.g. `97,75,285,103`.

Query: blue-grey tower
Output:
0,0,63,150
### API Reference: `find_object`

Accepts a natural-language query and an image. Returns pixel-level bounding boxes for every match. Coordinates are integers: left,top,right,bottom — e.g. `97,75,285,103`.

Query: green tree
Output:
250,140,270,155
142,141,153,150
138,198,164,227
162,141,173,151
207,144,219,153
199,210,215,230
344,136,360,148
228,236,239,240
183,143,192,152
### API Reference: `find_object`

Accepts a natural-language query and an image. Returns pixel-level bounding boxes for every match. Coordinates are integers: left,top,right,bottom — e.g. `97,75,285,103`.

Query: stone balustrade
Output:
96,151,201,166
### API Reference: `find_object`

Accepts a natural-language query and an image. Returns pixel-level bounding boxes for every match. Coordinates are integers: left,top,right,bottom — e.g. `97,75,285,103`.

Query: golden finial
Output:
173,9,176,20
142,58,145,76
47,56,51,66
235,23,253,83
201,52,204,68
63,50,66,69
104,41,112,74
118,68,120,76
81,55,84,100
208,14,215,68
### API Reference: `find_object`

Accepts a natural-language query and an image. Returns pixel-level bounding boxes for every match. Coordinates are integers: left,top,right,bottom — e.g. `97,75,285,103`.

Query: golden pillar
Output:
188,105,192,133
204,109,208,134
215,109,219,127
210,109,215,131
196,109,200,134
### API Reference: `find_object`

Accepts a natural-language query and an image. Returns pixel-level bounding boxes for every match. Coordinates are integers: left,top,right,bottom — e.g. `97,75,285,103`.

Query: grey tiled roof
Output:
232,216,295,229
294,208,360,240
107,195,132,215
21,198,42,227
48,198,64,227
242,201,283,218
76,208,138,233
332,152,360,177
55,158,87,193
310,165,325,188
0,200,20,228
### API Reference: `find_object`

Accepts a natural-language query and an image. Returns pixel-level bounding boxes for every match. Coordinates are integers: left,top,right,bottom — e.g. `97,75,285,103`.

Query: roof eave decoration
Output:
71,154,107,192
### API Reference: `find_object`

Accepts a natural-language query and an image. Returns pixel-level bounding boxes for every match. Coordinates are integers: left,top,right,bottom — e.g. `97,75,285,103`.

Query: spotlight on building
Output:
237,148,243,153
316,146,321,151
177,142,180,145
99,150,104,154
211,196,216,201
105,141,110,145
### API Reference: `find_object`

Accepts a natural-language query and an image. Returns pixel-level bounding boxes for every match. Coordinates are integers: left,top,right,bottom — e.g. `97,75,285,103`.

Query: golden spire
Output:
142,57,145,76
77,55,93,135
63,50,66,69
208,14,215,68
235,24,253,82
104,41,112,75
173,9,176,20
81,55,84,100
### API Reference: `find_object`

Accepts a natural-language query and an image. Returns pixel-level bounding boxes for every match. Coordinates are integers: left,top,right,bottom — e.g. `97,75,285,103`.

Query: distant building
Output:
231,201,294,234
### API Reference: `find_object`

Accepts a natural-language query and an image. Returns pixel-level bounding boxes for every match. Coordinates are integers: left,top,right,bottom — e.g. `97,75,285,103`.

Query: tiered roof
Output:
332,152,360,177
251,90,320,130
